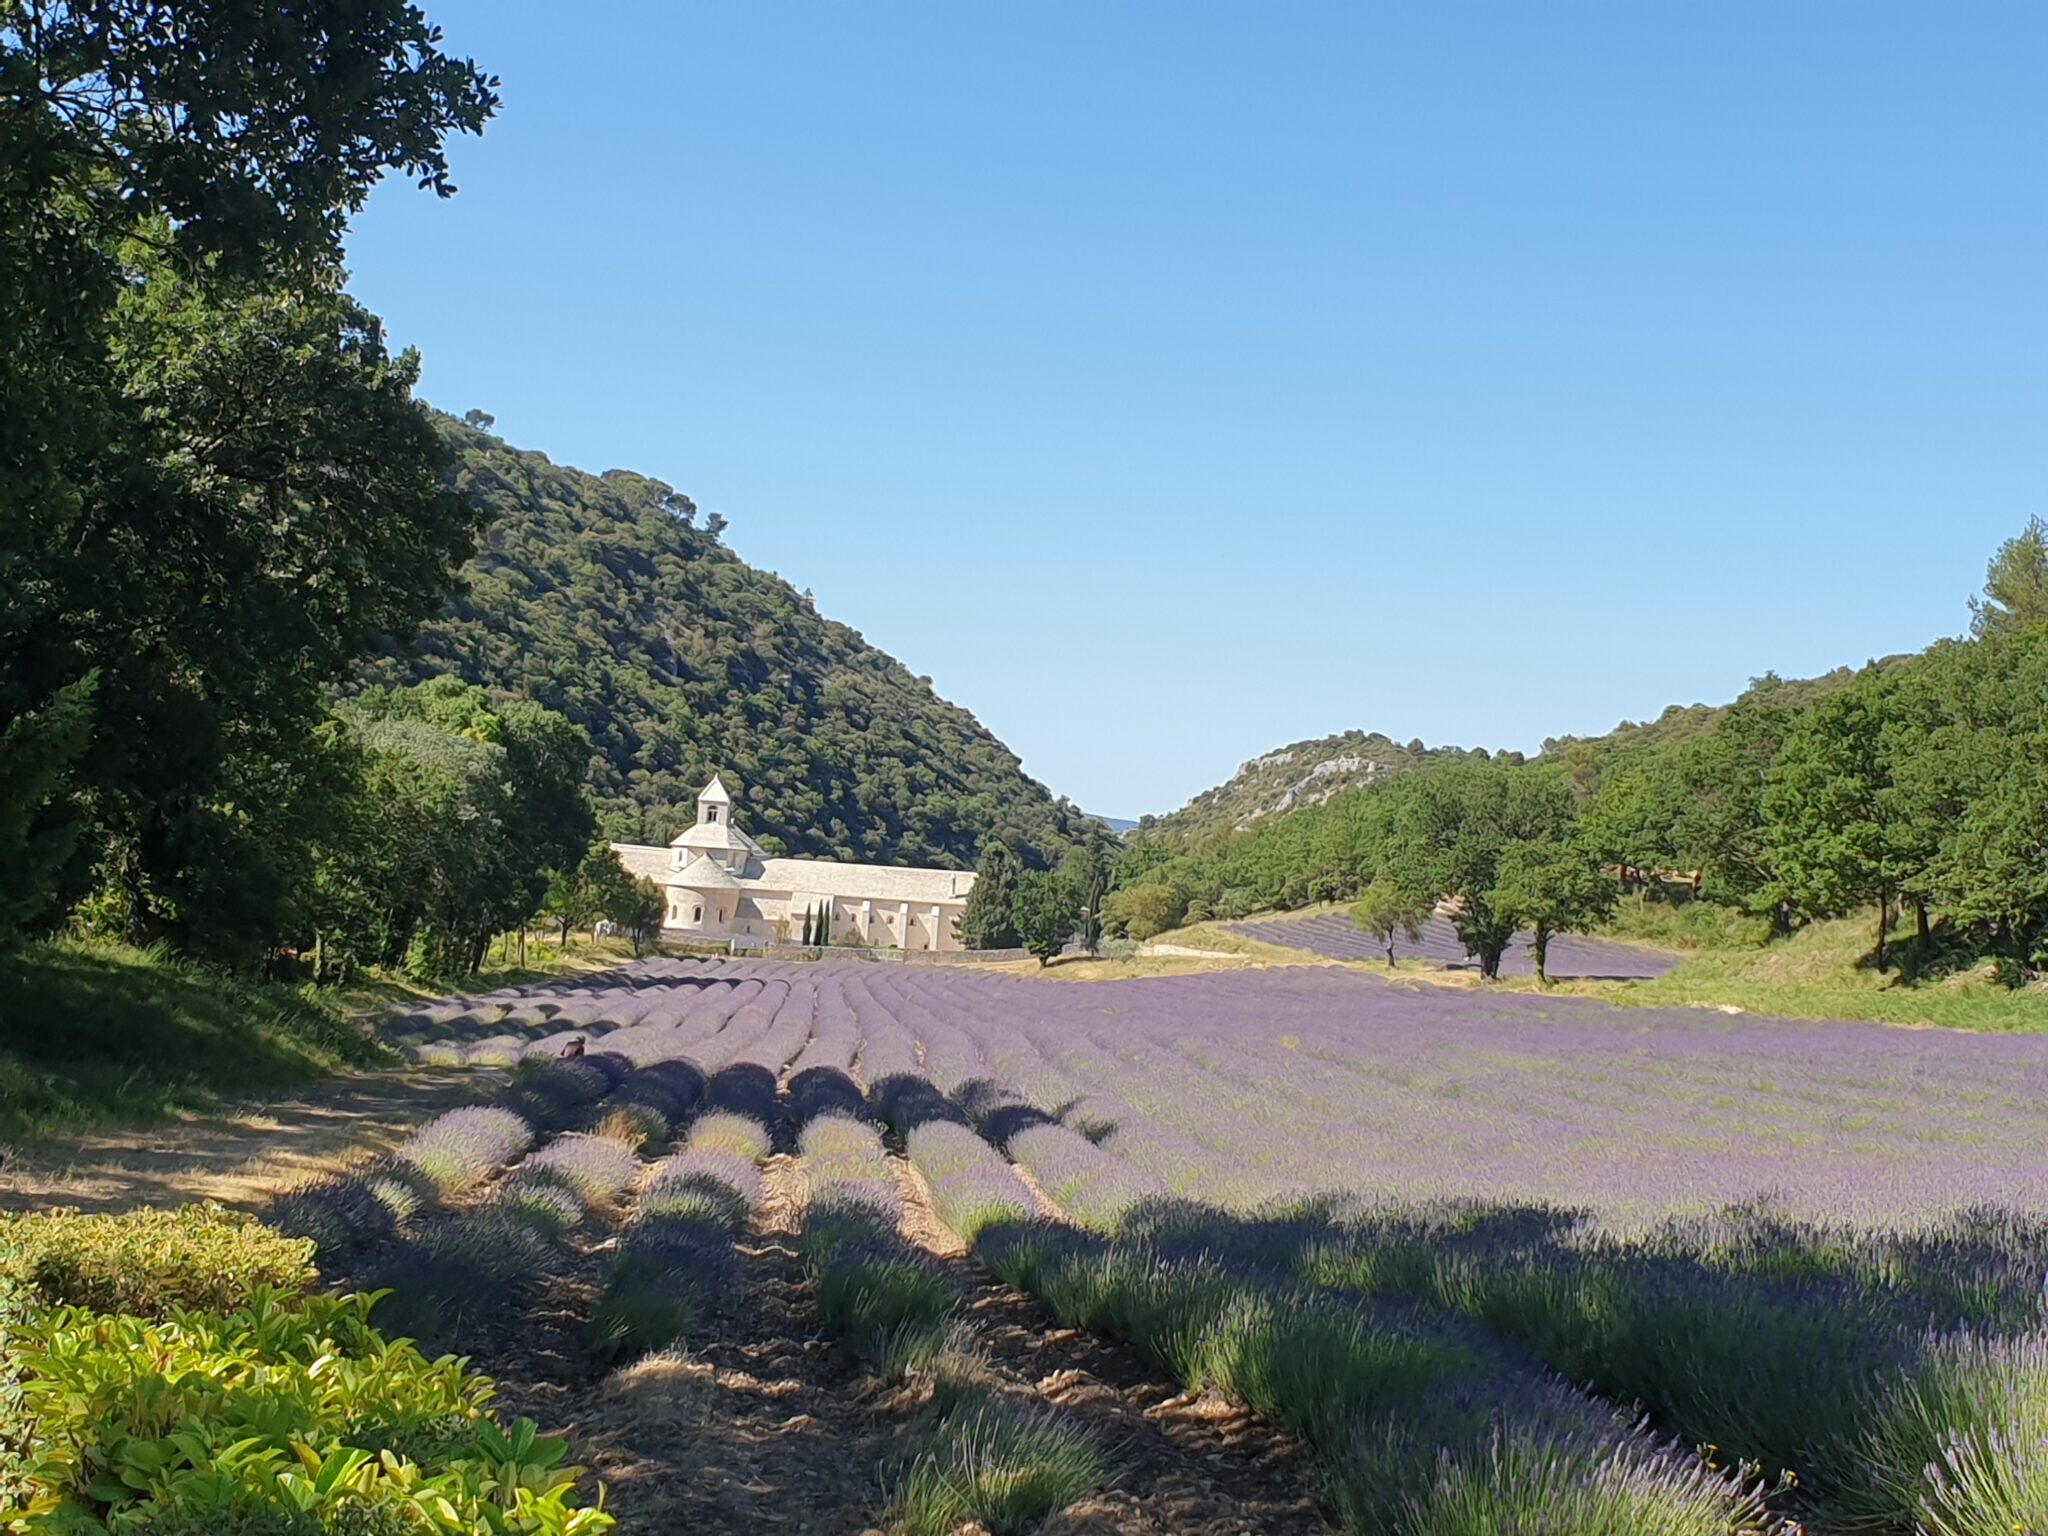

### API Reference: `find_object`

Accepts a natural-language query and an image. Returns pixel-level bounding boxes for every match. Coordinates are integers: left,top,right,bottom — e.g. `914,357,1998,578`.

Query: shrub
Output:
274,1164,440,1260
895,1402,1105,1536
809,1239,954,1372
0,1205,314,1316
640,1148,761,1228
1846,1328,2048,1535
1102,884,1186,943
397,1105,533,1196
365,1207,555,1352
12,1289,612,1533
683,1109,772,1162
0,1268,33,1516
521,1134,639,1207
588,1250,704,1366
589,1103,666,1152
491,1171,587,1237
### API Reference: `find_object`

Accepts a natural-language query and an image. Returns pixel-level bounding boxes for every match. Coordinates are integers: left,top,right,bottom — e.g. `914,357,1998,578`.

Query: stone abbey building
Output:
610,777,977,950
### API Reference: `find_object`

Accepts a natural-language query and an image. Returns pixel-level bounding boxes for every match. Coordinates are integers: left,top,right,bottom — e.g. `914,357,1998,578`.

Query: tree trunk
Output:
1532,923,1550,985
1874,894,1889,975
1915,900,1931,946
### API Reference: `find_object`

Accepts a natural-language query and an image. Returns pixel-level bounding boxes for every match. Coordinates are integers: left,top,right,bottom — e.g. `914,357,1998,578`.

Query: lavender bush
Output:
396,1105,533,1196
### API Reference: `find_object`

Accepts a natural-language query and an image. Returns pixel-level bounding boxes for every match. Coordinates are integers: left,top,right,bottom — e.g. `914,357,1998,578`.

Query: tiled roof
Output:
611,843,671,883
757,858,974,905
669,820,762,853
671,853,741,889
607,843,974,905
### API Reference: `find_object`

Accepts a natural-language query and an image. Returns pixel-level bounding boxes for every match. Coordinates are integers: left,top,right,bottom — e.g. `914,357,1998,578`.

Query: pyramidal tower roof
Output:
698,775,733,804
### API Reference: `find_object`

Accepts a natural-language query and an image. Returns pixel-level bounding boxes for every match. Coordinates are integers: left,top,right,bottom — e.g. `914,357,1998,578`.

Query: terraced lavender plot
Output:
1224,909,1682,978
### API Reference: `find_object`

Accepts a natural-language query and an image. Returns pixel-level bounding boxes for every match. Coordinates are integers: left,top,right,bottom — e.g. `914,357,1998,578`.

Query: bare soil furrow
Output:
887,1149,1336,1536
582,1154,898,1534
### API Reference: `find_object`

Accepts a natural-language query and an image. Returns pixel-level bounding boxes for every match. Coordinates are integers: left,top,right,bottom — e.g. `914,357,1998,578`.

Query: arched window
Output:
692,905,702,923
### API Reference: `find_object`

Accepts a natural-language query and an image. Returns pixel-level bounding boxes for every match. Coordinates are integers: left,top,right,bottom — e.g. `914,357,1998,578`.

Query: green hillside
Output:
358,419,1081,868
1151,667,1882,844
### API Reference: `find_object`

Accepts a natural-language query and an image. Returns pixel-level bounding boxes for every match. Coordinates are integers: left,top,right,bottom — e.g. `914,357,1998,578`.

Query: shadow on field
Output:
959,1187,2048,1534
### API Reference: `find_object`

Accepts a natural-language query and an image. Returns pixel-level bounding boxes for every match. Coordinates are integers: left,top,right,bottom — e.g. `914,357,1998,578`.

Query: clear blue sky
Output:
345,3,2046,819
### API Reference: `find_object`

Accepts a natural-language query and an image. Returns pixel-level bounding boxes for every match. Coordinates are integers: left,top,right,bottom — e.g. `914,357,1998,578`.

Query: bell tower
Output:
697,774,733,827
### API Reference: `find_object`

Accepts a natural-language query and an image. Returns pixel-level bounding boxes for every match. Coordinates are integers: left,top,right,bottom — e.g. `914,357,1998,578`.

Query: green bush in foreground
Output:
0,1205,316,1317
895,1402,1106,1536
7,1288,611,1534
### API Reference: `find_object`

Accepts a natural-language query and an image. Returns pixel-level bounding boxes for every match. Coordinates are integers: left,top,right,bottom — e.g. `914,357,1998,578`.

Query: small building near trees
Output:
610,776,976,950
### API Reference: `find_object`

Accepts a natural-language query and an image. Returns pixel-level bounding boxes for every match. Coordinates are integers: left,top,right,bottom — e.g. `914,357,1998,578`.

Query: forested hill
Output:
357,418,1083,868
1148,669,1880,846
1143,730,1479,839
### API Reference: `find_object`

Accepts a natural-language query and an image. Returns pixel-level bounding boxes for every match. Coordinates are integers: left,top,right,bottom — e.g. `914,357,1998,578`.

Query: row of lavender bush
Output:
925,1013,2048,1535
977,1210,1783,1536
789,1082,1109,1535
589,1061,779,1362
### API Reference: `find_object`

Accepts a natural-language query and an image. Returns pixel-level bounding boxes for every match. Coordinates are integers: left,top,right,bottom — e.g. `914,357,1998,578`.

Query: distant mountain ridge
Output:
356,418,1084,869
1148,667,1881,845
1142,730,1477,839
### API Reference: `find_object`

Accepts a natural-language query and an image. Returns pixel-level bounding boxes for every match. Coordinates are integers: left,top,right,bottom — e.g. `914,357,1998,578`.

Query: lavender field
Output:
389,958,2042,1222
1224,909,1683,979
374,959,2048,1533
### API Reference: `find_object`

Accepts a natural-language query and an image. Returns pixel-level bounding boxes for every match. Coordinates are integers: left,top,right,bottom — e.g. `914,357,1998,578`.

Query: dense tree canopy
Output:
1,0,496,954
1970,515,2048,639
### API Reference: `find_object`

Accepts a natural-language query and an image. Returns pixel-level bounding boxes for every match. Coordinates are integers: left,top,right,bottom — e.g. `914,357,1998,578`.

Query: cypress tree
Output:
956,842,1022,950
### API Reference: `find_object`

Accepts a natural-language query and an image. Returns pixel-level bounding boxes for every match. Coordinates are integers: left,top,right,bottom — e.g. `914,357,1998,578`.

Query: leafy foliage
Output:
0,1206,314,1319
11,1289,610,1533
1969,513,2048,639
1,0,496,959
0,675,97,951
358,420,1084,869
302,680,596,979
1350,878,1429,965
1011,872,1079,967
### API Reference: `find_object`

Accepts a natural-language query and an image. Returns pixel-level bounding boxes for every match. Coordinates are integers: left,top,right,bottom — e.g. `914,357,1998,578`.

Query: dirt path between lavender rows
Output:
0,1067,498,1216
574,1151,1333,1536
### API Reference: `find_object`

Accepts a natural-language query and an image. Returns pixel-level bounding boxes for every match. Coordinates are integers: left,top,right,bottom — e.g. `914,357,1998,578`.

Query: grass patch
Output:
1596,892,1773,951
0,939,388,1142
895,1401,1107,1536
1567,911,2048,1032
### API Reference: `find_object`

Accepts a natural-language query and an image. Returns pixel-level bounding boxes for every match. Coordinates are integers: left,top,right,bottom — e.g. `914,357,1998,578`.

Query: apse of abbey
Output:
610,778,978,950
